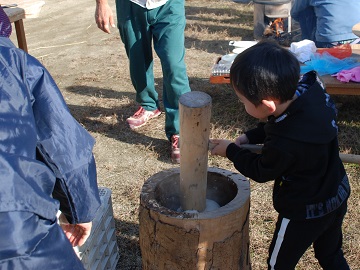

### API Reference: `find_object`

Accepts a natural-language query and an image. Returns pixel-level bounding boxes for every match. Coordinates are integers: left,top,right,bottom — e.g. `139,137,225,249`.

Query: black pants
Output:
268,201,349,270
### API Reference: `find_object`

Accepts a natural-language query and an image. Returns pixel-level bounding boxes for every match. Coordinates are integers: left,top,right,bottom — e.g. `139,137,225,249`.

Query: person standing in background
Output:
95,0,191,164
291,0,360,48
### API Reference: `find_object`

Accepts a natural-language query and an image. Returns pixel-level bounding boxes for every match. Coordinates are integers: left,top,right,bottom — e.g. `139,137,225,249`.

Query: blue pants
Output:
115,0,191,140
0,212,85,270
291,0,360,48
268,201,349,270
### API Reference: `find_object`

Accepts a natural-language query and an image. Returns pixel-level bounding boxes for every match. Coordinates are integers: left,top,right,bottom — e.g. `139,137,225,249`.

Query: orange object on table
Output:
316,43,352,59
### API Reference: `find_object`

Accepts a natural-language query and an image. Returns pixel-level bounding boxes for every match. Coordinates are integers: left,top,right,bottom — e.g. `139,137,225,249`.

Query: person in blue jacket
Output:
0,7,101,269
210,40,350,269
291,0,360,48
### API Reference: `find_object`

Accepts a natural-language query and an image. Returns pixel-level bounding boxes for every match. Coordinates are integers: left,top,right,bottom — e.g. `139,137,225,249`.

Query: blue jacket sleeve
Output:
25,52,101,224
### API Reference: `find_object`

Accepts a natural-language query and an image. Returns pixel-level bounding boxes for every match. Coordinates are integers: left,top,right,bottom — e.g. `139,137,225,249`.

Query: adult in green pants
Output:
95,0,191,163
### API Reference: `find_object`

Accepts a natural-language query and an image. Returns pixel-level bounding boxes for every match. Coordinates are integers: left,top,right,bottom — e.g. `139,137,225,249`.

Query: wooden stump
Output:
139,167,251,270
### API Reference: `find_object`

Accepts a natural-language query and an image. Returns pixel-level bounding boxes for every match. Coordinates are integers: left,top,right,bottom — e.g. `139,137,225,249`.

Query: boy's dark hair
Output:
230,40,300,106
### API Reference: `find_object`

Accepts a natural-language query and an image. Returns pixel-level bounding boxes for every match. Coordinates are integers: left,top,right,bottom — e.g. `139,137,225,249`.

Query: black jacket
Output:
226,71,350,220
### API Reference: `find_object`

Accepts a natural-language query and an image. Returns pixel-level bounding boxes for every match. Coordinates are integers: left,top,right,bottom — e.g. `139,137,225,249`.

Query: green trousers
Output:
116,0,191,140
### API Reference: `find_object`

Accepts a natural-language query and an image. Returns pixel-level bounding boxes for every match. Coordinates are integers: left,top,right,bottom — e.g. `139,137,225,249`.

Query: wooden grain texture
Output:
139,168,251,270
179,91,212,212
3,7,25,22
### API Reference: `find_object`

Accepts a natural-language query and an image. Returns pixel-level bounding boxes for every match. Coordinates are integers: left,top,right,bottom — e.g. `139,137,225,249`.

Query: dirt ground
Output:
11,0,360,269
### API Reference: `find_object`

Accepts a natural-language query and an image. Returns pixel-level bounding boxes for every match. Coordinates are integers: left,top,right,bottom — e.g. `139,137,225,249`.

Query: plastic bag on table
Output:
301,52,360,76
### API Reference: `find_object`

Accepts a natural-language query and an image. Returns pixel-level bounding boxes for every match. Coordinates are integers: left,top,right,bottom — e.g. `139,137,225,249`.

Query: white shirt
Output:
130,0,169,9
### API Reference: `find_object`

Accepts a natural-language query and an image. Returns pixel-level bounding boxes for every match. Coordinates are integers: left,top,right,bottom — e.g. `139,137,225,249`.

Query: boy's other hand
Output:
235,134,249,146
209,139,232,157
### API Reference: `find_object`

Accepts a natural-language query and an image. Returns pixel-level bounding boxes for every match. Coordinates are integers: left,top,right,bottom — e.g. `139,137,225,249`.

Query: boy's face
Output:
235,91,272,120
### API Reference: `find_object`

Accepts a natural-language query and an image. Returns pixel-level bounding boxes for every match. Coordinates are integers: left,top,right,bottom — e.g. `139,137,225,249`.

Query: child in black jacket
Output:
210,40,350,270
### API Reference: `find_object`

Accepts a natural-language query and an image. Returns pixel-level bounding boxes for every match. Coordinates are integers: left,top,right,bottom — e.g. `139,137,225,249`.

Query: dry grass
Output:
22,0,359,269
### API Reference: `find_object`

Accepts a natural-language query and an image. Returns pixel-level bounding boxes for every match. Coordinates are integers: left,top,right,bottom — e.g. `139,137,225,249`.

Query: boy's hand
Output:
235,134,249,146
209,139,232,157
